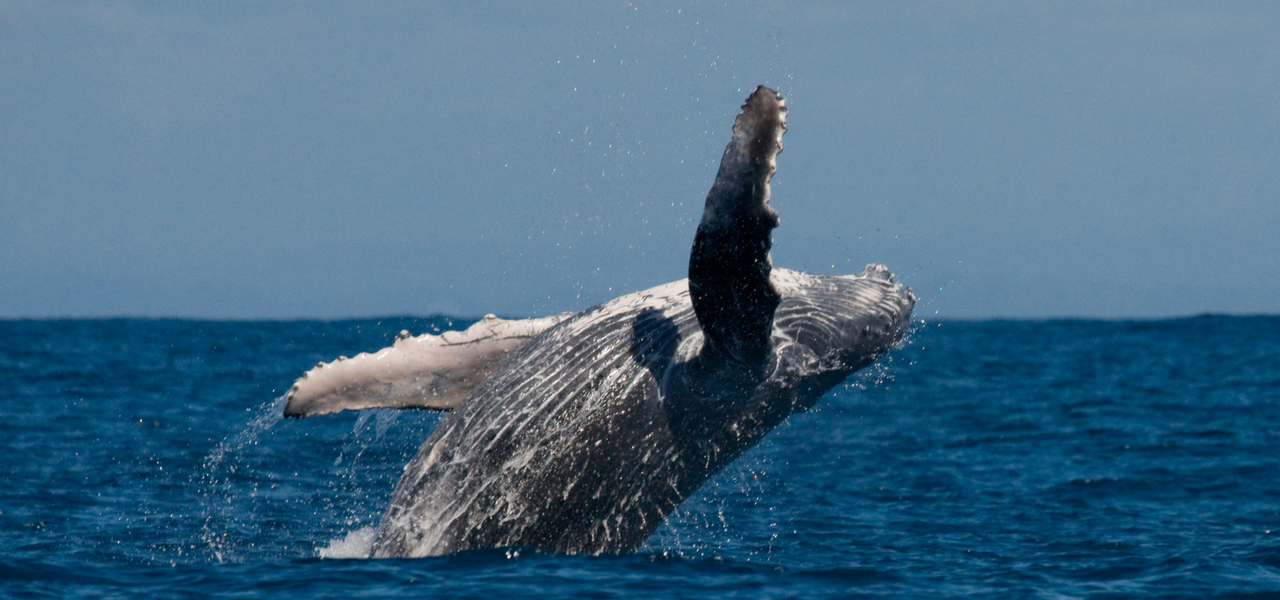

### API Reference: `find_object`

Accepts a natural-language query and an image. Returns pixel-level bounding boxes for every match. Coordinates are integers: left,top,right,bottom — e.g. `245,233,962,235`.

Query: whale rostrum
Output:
284,86,915,557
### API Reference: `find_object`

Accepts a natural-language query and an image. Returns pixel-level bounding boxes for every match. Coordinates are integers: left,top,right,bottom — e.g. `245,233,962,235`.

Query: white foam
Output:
318,526,377,559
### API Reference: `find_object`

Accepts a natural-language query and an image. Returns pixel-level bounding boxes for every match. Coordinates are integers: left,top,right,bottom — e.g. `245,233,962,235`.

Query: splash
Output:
196,395,288,563
318,526,377,559
642,448,778,560
193,387,432,564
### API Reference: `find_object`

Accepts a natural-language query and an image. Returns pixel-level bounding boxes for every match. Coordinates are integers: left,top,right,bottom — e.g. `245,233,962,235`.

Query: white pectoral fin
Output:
283,313,574,418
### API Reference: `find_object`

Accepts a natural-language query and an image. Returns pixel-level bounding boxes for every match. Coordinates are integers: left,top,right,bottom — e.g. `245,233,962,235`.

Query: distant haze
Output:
3,2,1278,319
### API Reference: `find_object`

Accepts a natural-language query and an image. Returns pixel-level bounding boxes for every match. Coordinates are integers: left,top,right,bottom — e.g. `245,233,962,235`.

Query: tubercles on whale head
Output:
856,263,894,283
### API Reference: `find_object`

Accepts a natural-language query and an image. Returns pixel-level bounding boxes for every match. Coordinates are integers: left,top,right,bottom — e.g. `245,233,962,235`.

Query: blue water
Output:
3,316,1279,598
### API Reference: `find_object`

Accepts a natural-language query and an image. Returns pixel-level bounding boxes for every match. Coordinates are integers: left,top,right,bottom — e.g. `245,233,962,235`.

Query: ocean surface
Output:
2,315,1279,598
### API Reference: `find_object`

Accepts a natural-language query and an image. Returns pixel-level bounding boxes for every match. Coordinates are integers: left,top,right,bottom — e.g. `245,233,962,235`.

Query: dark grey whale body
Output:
285,87,915,557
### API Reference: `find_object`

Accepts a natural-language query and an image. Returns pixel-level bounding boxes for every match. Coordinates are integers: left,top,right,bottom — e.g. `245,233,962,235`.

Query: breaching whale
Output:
284,86,915,557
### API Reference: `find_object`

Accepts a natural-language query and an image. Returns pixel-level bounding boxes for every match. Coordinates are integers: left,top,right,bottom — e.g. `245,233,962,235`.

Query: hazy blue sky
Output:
3,1,1278,319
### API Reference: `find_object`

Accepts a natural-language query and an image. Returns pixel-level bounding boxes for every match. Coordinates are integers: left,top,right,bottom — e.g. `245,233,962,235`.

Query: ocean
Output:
2,316,1278,598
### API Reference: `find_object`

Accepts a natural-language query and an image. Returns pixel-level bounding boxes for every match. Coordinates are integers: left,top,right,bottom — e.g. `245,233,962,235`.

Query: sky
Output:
2,1,1278,320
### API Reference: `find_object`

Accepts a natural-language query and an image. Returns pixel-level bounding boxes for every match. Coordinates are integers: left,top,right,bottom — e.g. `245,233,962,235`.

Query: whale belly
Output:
372,281,701,557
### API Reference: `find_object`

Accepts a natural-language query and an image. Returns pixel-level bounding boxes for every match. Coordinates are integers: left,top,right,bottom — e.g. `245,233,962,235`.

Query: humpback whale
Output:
284,86,915,557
